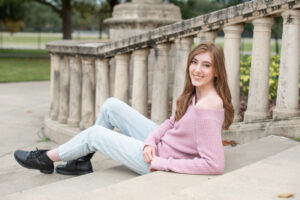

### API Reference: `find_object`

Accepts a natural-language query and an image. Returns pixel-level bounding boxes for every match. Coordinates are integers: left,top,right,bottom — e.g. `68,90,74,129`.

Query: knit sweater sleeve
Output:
150,119,224,175
143,117,175,149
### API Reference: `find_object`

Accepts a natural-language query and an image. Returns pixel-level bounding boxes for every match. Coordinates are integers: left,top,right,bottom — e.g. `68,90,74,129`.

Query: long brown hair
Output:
174,41,234,130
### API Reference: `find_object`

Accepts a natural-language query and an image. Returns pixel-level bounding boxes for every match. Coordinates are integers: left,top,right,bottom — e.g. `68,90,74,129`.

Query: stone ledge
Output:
44,115,300,146
46,0,300,57
223,117,300,144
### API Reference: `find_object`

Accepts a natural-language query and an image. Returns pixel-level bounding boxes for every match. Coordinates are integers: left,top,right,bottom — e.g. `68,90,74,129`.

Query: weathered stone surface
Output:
50,53,60,120
171,37,193,115
104,1,181,41
151,43,171,124
58,55,70,124
273,9,300,120
244,17,274,122
223,24,244,122
68,55,82,127
80,57,95,130
95,58,110,118
132,48,150,116
46,0,300,57
114,54,131,103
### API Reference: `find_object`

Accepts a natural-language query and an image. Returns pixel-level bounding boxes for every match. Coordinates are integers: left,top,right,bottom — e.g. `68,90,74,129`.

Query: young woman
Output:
14,41,234,175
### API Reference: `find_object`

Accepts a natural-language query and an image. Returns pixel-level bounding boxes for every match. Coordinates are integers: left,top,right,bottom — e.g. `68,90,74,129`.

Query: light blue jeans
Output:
58,97,158,175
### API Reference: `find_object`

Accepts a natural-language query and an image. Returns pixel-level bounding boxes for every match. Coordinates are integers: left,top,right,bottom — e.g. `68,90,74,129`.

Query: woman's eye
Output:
204,64,210,68
191,60,197,64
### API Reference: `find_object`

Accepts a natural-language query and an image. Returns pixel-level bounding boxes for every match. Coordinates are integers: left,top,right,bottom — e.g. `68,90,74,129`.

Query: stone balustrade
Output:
45,0,300,144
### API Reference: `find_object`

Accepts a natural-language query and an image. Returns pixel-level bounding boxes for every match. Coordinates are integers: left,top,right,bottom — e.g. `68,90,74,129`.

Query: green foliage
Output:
41,137,51,142
0,0,28,23
296,137,300,142
23,2,62,32
240,54,281,99
0,57,50,82
169,0,223,19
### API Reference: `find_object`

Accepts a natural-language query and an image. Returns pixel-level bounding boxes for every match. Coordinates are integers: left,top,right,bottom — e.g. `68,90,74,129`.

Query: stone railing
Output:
45,0,300,144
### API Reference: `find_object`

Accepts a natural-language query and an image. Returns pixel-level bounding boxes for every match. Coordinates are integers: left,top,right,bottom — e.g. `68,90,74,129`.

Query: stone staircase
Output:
2,135,299,200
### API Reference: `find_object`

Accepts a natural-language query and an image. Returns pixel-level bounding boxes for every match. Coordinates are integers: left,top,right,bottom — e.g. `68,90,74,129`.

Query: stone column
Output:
67,55,82,127
80,57,96,130
197,31,218,42
151,43,171,124
132,48,150,116
95,58,110,118
223,24,244,122
57,55,70,124
244,17,274,122
50,53,60,120
114,54,130,103
172,37,193,115
273,10,300,119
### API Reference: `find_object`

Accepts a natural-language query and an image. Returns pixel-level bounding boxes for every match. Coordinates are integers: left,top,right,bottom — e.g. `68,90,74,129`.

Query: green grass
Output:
0,48,49,55
41,137,51,142
296,137,300,142
1,34,99,48
0,57,50,82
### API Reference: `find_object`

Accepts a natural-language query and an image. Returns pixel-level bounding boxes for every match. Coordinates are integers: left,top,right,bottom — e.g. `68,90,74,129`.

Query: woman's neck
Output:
195,84,216,102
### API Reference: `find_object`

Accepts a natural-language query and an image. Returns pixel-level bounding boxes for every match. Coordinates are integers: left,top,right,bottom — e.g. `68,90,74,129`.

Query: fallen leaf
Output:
278,193,294,198
222,140,229,146
26,110,32,114
229,140,237,147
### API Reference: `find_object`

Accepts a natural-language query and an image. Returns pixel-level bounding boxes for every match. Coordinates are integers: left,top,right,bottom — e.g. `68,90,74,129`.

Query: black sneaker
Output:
56,153,94,176
14,149,54,174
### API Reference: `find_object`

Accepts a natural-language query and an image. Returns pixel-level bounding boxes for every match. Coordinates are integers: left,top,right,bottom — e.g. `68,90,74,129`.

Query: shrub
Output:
240,54,280,99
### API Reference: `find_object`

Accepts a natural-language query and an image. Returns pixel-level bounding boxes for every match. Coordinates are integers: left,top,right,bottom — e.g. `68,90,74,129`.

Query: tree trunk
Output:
62,0,72,39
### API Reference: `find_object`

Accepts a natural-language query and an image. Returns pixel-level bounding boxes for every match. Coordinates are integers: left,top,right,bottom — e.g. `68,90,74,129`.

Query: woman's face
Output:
189,52,215,89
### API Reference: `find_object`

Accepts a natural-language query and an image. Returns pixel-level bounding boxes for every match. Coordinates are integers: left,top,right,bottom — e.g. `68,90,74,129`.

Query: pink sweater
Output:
144,95,225,175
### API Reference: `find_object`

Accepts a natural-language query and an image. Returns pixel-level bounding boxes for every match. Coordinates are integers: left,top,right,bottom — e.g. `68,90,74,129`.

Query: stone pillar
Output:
114,54,130,103
273,10,300,119
223,24,244,122
57,55,70,124
172,37,193,115
80,57,96,130
67,55,82,127
197,31,218,42
151,43,171,124
244,17,274,122
95,58,110,118
132,48,150,116
50,53,60,120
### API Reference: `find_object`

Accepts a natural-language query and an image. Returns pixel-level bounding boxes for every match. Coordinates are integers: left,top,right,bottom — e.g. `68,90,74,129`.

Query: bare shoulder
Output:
196,94,223,110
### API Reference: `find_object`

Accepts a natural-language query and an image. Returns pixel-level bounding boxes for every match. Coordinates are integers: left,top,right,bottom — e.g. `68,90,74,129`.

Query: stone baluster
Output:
80,57,96,130
244,17,274,122
132,48,150,116
151,43,171,124
67,55,82,127
58,55,70,123
172,37,193,115
197,31,218,42
273,10,300,119
223,24,244,122
50,53,60,120
114,54,130,103
95,58,110,118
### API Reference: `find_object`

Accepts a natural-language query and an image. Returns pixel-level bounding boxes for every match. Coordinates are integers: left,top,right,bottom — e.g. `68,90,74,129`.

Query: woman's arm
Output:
143,116,175,149
150,119,225,175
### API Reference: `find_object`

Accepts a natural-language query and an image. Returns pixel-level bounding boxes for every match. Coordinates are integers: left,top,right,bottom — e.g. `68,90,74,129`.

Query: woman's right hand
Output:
143,145,156,164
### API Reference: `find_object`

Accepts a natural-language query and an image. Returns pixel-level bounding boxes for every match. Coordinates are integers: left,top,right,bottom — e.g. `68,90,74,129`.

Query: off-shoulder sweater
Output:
144,95,225,175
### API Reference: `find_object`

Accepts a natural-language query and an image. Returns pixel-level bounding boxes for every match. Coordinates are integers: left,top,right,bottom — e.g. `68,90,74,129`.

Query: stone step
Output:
3,165,138,200
0,141,120,197
66,135,298,200
163,143,300,200
5,135,296,200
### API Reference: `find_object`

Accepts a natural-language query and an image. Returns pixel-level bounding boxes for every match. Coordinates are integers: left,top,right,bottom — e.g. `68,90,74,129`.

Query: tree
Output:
33,0,119,39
